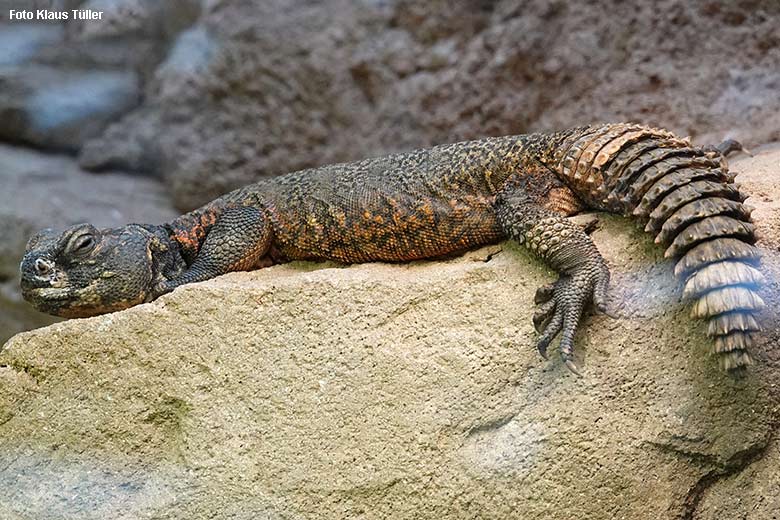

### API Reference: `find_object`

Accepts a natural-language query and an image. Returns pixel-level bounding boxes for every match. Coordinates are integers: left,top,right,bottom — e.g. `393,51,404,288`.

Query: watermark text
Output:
8,9,103,21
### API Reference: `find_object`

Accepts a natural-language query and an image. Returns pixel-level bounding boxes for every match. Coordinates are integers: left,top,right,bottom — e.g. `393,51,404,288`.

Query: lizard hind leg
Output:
496,189,610,375
156,206,273,296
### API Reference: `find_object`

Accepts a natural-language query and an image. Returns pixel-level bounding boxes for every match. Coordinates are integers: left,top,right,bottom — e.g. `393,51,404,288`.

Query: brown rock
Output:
78,0,780,210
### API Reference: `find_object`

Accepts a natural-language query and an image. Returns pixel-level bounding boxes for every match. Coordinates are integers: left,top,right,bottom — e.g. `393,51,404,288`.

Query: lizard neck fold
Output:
132,224,189,298
164,202,229,265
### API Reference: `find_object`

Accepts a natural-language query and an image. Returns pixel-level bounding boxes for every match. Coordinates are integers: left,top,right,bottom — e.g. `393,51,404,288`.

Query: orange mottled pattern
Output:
168,207,224,262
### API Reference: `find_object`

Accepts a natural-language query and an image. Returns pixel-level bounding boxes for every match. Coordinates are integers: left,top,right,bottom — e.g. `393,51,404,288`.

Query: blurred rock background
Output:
1,0,779,338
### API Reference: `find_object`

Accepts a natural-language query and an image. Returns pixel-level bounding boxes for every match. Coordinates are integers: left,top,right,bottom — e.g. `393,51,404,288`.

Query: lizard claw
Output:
595,304,619,319
536,310,562,360
707,138,753,158
564,359,582,376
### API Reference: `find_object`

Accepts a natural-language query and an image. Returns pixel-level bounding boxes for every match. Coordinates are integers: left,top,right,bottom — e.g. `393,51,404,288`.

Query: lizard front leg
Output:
496,188,610,374
156,206,273,296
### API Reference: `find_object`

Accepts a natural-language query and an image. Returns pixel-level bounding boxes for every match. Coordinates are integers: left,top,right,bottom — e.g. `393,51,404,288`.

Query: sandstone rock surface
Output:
0,149,777,519
688,145,780,520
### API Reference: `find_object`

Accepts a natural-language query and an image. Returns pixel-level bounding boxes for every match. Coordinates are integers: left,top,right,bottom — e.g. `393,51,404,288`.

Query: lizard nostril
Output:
34,258,52,275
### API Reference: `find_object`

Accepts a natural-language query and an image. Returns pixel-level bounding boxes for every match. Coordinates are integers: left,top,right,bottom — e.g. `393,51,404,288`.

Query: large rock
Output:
0,149,776,519
0,143,177,345
0,0,200,152
77,0,780,210
40,0,202,83
80,0,390,203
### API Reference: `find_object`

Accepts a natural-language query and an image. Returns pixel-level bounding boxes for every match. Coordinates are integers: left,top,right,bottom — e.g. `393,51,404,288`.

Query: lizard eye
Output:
68,235,96,256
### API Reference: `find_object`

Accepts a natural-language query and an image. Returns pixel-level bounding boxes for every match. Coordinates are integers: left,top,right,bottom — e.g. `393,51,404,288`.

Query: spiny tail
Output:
551,123,762,372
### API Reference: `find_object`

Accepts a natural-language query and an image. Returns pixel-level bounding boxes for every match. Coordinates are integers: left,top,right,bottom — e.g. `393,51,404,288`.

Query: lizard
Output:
19,123,763,374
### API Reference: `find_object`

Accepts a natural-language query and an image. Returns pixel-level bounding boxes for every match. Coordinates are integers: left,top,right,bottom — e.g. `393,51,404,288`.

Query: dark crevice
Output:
645,440,720,468
483,247,503,262
465,412,516,438
679,431,773,519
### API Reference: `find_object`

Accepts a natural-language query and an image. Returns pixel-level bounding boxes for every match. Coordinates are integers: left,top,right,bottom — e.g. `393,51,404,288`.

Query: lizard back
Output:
224,137,529,263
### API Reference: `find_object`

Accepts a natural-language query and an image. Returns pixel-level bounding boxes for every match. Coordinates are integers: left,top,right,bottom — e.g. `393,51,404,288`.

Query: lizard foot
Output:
533,258,609,375
150,280,176,300
704,138,753,158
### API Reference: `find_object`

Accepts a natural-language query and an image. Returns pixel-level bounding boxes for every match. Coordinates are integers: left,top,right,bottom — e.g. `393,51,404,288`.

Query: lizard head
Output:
20,223,181,318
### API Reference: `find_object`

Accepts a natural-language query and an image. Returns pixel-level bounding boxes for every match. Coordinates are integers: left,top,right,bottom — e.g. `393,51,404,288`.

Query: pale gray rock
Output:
0,66,140,151
0,25,63,67
0,0,200,153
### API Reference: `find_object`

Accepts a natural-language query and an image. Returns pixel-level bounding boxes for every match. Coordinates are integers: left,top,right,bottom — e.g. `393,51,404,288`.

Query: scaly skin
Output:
20,123,760,373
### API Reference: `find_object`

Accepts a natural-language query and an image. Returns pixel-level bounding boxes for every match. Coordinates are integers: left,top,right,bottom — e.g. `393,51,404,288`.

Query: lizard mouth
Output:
23,286,72,302
21,286,87,317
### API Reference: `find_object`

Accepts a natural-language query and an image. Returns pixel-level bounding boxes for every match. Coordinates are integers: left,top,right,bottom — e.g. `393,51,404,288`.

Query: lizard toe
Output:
534,283,556,304
558,295,586,376
536,312,563,360
592,264,610,314
533,299,556,333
